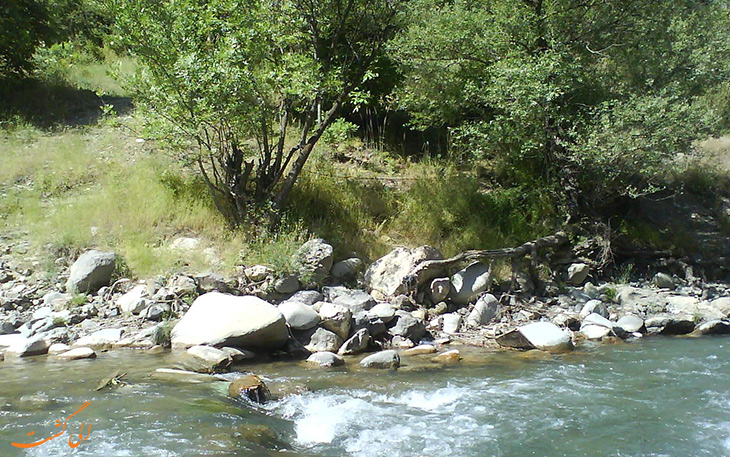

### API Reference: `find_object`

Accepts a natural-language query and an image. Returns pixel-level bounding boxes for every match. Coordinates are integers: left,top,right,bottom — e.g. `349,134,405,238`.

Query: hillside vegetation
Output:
1,0,730,280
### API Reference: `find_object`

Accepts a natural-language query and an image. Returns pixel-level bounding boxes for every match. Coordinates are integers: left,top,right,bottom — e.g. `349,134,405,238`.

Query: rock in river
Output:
171,293,288,349
360,350,400,369
497,321,573,352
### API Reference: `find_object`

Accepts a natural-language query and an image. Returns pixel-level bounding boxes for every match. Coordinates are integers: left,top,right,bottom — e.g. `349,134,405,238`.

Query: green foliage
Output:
0,0,112,78
394,0,730,210
321,119,359,151
69,293,88,307
0,0,53,76
616,263,635,284
111,0,405,224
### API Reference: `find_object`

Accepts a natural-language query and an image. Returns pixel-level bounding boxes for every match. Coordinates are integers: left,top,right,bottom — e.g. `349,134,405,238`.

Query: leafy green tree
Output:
111,0,404,225
0,0,53,76
394,0,730,212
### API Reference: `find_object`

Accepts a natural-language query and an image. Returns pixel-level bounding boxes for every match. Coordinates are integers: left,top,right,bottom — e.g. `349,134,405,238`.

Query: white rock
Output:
580,324,611,339
442,313,462,334
363,246,442,297
652,272,675,289
6,336,49,357
580,299,608,319
171,293,288,349
48,343,71,355
74,328,124,348
616,315,645,333
303,327,343,353
519,321,573,352
367,303,396,323
116,285,148,315
244,265,273,282
567,263,590,286
467,293,499,327
57,347,97,360
306,351,345,368
449,262,492,305
338,328,370,355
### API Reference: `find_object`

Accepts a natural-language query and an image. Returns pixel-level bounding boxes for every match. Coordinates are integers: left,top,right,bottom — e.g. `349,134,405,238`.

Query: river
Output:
1,336,729,456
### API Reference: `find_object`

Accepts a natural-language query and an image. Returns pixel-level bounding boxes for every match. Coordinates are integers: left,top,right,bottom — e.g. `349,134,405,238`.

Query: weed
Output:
69,294,88,307
616,263,635,284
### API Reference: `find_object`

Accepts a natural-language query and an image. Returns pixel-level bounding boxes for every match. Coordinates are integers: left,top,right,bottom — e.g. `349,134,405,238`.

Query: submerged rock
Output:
56,347,96,360
171,293,288,349
431,349,460,364
306,351,345,368
229,375,271,403
185,345,232,373
402,344,437,356
360,350,400,369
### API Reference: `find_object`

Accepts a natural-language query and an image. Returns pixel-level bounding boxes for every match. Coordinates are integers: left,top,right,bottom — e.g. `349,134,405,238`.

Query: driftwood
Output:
407,231,569,290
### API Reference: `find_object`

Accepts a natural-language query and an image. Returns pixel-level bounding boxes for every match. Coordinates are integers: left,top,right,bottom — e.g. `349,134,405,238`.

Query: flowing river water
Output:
2,336,730,457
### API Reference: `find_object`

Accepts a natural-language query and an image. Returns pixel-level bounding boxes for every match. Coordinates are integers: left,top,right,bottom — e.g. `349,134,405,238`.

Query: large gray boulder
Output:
466,293,499,327
171,293,288,349
449,262,492,305
291,239,334,288
278,301,320,331
66,250,116,293
497,322,573,352
360,350,400,369
363,246,442,298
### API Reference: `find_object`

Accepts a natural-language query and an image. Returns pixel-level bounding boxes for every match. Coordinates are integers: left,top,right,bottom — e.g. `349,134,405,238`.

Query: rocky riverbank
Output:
2,236,730,399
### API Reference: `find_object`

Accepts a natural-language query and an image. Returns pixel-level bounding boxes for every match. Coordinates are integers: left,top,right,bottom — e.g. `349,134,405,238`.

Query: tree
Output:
0,0,53,76
394,0,730,213
112,0,404,225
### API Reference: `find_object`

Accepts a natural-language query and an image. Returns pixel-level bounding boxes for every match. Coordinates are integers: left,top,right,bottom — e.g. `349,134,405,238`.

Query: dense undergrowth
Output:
1,41,729,280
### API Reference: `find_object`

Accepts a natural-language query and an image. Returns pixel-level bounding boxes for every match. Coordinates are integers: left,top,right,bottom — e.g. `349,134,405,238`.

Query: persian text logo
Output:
11,401,92,449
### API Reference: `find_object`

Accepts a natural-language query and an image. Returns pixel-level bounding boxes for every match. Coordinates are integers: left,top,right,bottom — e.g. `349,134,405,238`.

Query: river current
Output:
1,336,729,457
